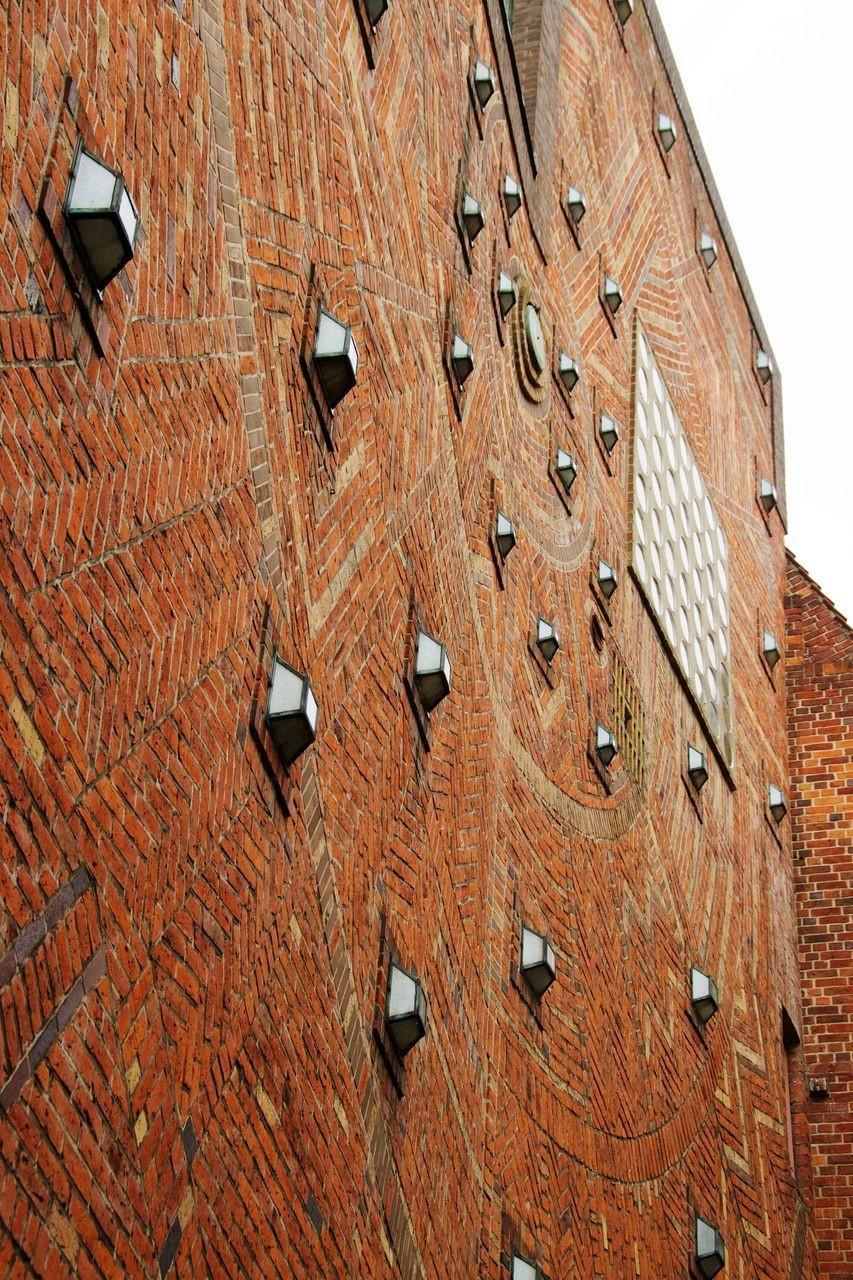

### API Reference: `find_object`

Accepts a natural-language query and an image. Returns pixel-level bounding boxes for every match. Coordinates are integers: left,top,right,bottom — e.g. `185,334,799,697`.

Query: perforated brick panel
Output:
632,321,735,768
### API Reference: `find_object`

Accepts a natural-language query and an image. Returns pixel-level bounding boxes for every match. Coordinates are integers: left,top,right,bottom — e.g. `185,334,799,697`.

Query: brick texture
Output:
0,0,831,1276
786,554,853,1280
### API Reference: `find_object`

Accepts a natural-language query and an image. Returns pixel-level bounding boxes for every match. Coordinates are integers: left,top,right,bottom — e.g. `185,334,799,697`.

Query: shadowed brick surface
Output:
0,0,830,1276
786,554,853,1280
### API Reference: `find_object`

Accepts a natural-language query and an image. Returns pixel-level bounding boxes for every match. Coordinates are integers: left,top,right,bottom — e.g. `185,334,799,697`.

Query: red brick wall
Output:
786,554,853,1279
0,1,817,1276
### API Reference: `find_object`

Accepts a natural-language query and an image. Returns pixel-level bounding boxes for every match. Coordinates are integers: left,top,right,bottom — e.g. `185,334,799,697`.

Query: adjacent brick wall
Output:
786,553,853,1279
0,0,825,1276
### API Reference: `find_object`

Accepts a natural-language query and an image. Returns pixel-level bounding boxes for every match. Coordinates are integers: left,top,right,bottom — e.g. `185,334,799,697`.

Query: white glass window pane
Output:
692,969,710,1002
269,660,304,716
304,685,318,732
345,332,359,378
315,310,347,358
118,186,138,244
521,928,542,969
416,630,443,676
388,967,416,1018
513,1259,538,1280
71,151,118,211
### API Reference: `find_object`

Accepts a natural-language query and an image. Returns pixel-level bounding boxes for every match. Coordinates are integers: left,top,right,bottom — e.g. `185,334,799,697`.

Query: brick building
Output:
0,0,844,1276
785,555,852,1280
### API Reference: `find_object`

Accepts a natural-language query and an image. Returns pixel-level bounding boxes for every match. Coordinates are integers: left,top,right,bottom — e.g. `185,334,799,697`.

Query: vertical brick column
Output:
786,552,853,1278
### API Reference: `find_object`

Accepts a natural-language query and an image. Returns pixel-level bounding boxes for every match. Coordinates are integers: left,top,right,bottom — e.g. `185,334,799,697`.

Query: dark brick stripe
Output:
0,865,91,988
0,946,106,1112
158,1214,182,1278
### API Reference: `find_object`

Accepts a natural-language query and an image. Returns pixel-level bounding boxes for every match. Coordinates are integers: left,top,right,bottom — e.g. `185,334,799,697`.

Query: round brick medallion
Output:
512,277,549,403
525,303,546,372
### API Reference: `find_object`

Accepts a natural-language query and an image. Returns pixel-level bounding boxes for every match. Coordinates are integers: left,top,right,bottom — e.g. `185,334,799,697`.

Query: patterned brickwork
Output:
612,652,644,788
786,554,853,1280
0,0,824,1276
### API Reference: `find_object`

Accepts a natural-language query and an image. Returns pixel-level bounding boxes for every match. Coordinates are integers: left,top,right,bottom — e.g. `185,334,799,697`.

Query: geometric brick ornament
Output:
632,320,735,768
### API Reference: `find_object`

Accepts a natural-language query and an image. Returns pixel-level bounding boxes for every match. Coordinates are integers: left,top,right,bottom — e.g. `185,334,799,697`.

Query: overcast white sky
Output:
653,0,853,622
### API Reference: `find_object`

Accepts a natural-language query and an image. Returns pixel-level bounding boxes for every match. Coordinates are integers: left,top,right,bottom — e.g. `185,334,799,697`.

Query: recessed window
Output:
535,616,559,663
694,1215,725,1278
557,351,579,396
768,783,787,823
597,558,618,601
566,185,586,227
503,173,523,221
555,449,578,495
550,448,578,491
385,963,428,1056
756,348,773,384
350,0,389,66
495,511,517,560
265,655,318,767
414,628,451,712
595,723,618,766
314,307,359,409
657,112,677,153
690,966,719,1025
497,271,517,317
365,0,388,26
602,275,623,315
512,1253,544,1280
450,333,474,386
781,1007,801,1177
460,190,485,245
700,231,718,270
687,743,709,792
520,925,556,997
762,629,781,669
599,411,619,454
64,141,140,293
758,476,778,515
472,58,497,108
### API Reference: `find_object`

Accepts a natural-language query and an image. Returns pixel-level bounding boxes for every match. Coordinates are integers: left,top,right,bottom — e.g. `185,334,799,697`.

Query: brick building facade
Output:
0,0,842,1275
785,555,852,1280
